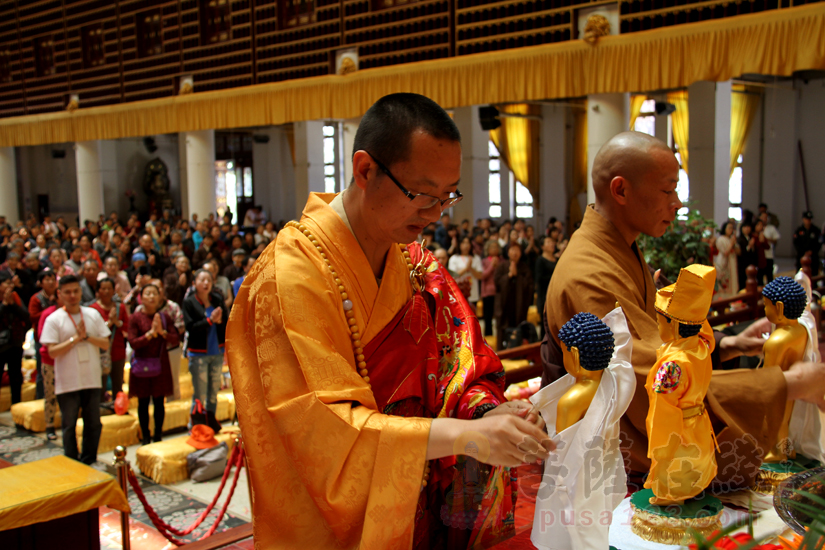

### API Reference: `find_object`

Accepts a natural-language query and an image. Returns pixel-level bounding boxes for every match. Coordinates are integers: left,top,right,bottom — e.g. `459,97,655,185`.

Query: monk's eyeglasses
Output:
365,152,463,211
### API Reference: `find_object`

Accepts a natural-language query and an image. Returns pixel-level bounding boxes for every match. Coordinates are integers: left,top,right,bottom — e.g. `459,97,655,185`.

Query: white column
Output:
0,147,19,225
651,94,673,147
587,93,630,204
500,162,512,222
342,117,361,188
179,130,216,221
98,141,119,218
251,129,274,223
740,93,762,215
75,141,106,223
688,80,731,228
293,120,326,215
539,104,569,228
762,86,797,257
452,106,490,224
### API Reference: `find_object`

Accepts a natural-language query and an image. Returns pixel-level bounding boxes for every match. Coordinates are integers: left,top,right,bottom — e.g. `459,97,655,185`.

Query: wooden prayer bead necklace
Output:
286,220,430,487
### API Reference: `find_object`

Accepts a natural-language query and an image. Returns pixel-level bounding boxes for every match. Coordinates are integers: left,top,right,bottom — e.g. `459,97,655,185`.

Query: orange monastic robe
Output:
645,322,718,501
226,194,430,549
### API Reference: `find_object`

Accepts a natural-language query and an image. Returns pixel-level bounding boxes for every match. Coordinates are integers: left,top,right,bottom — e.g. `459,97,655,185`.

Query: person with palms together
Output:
128,283,178,445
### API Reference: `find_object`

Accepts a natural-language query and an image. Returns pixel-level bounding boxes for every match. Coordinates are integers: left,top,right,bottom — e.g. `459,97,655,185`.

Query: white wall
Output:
688,80,731,229
16,136,180,225
0,147,19,225
452,105,490,224
17,143,79,224
794,79,825,233
586,93,629,204
342,117,361,188
539,104,570,229
251,126,298,225
293,120,326,216
760,85,800,257
729,79,825,258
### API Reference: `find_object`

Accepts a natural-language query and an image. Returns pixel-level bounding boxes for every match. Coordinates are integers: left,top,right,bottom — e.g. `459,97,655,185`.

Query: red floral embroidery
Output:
652,361,681,393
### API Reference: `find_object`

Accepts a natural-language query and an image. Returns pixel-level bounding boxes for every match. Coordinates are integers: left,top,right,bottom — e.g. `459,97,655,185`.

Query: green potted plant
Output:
637,204,716,284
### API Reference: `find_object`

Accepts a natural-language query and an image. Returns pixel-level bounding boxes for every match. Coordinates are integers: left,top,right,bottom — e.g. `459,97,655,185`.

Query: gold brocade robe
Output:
544,206,787,490
226,194,430,549
645,324,717,501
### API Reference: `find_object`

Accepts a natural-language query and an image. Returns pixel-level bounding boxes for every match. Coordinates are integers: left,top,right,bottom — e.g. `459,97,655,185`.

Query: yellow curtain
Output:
629,95,647,130
489,104,542,206
668,90,689,174
730,85,761,177
1,4,824,147
570,100,588,229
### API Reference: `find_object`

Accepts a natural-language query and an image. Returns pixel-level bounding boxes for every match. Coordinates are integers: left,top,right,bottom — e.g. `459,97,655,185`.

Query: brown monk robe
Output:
542,132,791,492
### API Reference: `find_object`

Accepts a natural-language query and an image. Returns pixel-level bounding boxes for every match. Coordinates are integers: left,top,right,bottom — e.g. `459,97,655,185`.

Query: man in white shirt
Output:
40,274,111,464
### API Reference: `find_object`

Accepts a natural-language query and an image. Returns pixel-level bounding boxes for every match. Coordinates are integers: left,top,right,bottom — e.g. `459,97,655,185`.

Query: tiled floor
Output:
0,411,250,550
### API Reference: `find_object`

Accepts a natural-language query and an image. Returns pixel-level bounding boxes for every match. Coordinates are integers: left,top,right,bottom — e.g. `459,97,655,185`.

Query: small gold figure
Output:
555,312,615,433
762,276,809,463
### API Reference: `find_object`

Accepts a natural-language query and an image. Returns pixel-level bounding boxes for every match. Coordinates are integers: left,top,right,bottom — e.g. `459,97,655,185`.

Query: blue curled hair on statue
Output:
678,323,703,338
558,312,615,371
762,276,807,320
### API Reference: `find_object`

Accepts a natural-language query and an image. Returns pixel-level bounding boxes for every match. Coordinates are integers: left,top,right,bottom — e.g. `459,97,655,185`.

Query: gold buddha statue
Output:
555,312,615,433
762,276,810,463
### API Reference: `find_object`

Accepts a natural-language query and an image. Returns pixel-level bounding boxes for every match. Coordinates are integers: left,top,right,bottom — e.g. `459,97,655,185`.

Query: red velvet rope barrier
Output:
126,443,245,546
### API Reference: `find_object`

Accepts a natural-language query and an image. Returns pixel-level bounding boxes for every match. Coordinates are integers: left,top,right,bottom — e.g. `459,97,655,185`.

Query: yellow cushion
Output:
76,414,140,453
10,399,62,432
179,371,193,401
135,427,241,484
216,390,235,422
129,399,192,438
1,382,39,413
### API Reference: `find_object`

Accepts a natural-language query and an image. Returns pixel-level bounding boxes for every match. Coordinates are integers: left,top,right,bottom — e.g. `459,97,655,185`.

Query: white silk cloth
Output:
530,306,637,550
788,270,824,462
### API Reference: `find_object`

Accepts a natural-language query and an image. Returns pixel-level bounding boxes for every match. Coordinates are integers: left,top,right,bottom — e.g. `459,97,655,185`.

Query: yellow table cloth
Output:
0,455,130,531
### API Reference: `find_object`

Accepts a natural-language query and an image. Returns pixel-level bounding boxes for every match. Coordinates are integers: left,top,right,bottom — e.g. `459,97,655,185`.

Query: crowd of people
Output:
423,212,570,347
0,206,573,454
0,209,265,459
0,195,820,461
712,204,824,296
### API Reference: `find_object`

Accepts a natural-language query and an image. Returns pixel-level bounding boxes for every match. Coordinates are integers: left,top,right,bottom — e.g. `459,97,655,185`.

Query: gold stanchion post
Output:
113,445,131,550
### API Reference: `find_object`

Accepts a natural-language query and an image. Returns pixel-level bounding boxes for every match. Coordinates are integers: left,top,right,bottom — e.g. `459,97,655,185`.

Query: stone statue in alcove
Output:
142,157,173,214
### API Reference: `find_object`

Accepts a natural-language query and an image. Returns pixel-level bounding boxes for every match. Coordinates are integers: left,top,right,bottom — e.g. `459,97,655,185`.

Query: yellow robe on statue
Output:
544,205,787,490
645,323,717,501
226,193,430,549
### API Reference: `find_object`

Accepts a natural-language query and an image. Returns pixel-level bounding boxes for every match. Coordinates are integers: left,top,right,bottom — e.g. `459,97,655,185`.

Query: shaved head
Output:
591,131,682,244
592,132,674,201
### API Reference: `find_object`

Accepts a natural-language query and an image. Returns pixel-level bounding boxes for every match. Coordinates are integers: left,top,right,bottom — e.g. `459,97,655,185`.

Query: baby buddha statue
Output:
631,264,722,545
752,275,823,492
529,307,636,550
762,276,809,463
555,312,616,433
